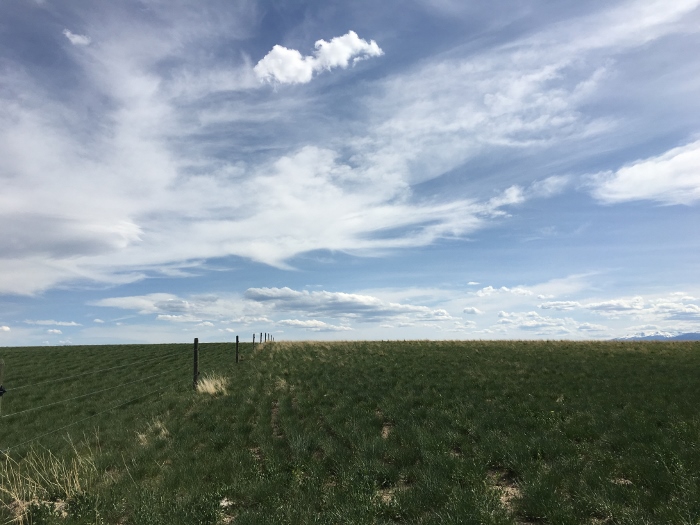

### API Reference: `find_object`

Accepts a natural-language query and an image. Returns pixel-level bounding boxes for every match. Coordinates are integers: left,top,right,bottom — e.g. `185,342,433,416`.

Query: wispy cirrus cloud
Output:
62,29,91,46
1,0,699,308
24,320,82,326
590,140,700,205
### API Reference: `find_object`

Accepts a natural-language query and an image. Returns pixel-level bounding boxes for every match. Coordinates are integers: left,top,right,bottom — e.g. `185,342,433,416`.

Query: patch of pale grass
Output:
136,418,170,446
196,374,229,396
0,441,97,524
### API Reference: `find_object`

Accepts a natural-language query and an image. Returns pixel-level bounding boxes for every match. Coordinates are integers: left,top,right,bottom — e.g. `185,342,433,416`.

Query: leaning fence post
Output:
236,335,239,364
193,338,199,391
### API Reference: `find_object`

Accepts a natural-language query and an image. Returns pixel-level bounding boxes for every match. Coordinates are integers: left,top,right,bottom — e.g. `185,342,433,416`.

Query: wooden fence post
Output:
236,335,239,364
193,338,199,391
0,359,5,415
260,332,263,345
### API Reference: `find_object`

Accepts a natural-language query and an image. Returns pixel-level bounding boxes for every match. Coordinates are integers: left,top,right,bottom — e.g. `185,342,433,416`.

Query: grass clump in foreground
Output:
1,340,700,524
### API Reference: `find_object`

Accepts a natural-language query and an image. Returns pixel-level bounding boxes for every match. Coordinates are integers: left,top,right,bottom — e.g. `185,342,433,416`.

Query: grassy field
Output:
1,340,699,524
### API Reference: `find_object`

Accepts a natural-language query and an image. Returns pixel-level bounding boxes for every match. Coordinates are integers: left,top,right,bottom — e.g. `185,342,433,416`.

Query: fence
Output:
0,332,277,455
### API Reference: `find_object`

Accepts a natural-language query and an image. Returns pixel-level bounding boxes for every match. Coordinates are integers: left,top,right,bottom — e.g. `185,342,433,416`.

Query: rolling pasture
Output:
1,340,699,524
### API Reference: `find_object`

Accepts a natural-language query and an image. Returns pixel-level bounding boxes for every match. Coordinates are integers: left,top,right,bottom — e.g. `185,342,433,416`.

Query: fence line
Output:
7,350,187,392
0,368,182,419
2,380,188,453
0,336,266,453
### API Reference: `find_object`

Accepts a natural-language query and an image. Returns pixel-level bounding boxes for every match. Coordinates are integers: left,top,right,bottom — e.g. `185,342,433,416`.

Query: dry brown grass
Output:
196,374,229,396
136,418,170,446
0,440,97,524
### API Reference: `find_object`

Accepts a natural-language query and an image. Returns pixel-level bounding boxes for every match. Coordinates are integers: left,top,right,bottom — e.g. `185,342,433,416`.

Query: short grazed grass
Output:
1,340,699,524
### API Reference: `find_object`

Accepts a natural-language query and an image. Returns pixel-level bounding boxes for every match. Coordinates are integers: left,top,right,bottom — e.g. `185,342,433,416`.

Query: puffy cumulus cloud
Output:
1,326,10,332
590,140,700,205
254,31,383,84
62,29,91,46
475,286,534,297
278,319,352,332
496,310,610,336
94,294,183,315
463,307,483,314
244,287,453,322
586,296,645,312
497,311,573,334
93,293,236,325
651,301,700,321
578,322,608,332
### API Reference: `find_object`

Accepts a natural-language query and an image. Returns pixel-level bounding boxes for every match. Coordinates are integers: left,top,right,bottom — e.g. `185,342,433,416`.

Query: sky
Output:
1,0,699,345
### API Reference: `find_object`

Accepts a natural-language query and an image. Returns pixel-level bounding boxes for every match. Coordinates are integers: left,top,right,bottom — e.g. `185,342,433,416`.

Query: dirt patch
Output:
611,477,633,486
377,480,409,505
449,444,463,458
271,401,283,439
381,423,393,439
219,498,236,523
487,468,521,513
375,408,393,439
249,447,263,463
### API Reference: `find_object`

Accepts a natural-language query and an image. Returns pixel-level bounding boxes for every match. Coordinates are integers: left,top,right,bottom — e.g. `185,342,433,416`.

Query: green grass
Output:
1,340,700,524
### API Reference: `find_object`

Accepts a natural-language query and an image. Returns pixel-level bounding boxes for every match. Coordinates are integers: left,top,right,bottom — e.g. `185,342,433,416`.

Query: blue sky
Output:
1,0,700,345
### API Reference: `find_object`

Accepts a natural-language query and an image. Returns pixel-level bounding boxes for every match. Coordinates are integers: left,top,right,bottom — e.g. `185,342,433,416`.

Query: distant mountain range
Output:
614,331,700,341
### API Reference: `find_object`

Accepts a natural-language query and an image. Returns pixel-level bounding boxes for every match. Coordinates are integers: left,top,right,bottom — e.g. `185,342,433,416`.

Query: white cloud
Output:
652,301,700,321
463,307,483,314
467,282,480,286
278,319,351,332
1,326,10,332
254,31,383,84
93,319,104,323
539,301,582,310
586,296,645,312
197,321,214,327
475,286,534,297
244,287,452,322
578,322,608,332
24,320,81,326
62,29,91,46
47,329,62,334
1,1,698,300
591,140,700,205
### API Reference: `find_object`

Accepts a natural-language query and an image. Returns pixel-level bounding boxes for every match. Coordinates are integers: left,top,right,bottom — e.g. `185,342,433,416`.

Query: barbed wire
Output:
6,350,188,392
2,380,189,454
1,367,183,419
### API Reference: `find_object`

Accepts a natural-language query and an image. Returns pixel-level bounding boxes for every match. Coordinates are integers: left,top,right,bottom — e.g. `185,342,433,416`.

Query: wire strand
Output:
1,367,183,419
7,350,188,392
2,380,188,453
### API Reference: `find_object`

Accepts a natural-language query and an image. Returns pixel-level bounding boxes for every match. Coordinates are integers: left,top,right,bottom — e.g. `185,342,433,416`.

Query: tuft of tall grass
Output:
0,437,98,524
196,374,229,396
